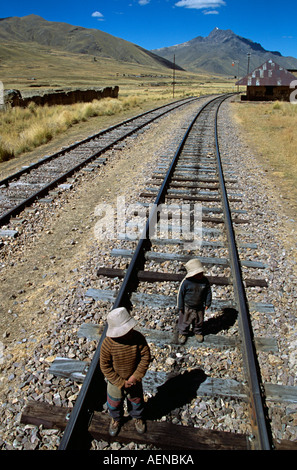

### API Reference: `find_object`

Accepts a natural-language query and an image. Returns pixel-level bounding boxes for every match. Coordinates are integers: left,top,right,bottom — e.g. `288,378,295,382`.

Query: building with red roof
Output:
236,59,297,101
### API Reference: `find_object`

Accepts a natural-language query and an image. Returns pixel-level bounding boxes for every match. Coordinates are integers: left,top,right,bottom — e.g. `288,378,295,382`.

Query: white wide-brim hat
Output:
106,307,137,338
185,259,204,278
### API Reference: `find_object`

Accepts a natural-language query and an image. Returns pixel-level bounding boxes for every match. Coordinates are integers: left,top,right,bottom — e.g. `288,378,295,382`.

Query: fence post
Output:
0,81,4,110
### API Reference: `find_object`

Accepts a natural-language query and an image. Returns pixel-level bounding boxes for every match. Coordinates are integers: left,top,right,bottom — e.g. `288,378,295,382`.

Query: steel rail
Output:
0,96,198,188
58,94,228,450
0,97,200,227
214,99,272,450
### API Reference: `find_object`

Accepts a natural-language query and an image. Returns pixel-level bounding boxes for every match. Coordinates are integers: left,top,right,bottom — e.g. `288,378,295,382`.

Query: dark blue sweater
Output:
177,276,212,311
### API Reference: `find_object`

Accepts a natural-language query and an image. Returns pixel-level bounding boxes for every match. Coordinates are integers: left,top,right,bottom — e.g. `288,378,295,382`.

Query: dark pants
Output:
178,306,204,335
107,380,144,421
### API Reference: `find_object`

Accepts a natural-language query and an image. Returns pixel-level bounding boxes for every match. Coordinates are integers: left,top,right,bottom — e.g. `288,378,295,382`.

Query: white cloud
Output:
175,0,226,10
203,9,219,14
138,0,150,4
92,11,104,20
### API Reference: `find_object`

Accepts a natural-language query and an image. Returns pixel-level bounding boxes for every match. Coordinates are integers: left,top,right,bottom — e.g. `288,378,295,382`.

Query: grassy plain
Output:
0,41,234,97
232,101,297,216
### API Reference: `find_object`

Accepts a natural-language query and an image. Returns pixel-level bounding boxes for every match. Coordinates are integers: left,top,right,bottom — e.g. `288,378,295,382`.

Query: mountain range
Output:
0,15,184,72
152,27,297,76
1,15,297,77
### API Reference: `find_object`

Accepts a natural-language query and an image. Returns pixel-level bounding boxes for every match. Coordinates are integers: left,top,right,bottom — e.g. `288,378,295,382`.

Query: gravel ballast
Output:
0,97,296,450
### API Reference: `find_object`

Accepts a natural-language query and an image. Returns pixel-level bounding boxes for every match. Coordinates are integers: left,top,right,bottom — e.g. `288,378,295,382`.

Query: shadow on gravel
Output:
144,368,207,421
143,309,238,421
171,307,238,344
203,307,238,336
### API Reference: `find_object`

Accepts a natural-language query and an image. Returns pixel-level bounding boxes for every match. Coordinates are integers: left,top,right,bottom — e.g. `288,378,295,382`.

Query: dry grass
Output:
0,79,234,163
0,96,148,161
232,101,297,213
0,39,235,163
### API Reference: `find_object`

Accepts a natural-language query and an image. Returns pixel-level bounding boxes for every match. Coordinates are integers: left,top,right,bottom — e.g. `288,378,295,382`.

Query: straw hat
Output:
106,307,137,338
184,259,204,278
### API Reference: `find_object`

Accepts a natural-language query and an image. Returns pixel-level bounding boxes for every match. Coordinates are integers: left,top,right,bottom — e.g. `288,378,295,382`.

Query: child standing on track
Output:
177,259,212,344
100,307,151,437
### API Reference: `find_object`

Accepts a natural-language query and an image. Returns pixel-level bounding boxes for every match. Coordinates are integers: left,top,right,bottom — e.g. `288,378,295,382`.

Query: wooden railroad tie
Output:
20,401,251,450
151,175,237,184
21,397,297,450
108,248,268,270
84,288,274,313
140,192,242,203
96,267,268,288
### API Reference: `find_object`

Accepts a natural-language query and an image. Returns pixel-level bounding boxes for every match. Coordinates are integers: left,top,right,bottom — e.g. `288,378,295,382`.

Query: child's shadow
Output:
144,368,207,421
203,307,238,336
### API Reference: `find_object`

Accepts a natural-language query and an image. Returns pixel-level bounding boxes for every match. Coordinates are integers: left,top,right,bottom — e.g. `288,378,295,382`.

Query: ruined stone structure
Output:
3,86,119,108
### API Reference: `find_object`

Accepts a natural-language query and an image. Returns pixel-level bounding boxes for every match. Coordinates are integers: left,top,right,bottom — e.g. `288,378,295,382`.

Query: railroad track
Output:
20,94,295,451
0,96,201,229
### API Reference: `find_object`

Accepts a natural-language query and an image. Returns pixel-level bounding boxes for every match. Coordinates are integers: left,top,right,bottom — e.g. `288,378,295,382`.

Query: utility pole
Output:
247,53,251,74
173,55,176,99
232,60,240,92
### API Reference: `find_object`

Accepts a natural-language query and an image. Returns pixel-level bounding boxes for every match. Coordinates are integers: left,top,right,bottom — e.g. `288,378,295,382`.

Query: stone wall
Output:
4,86,119,108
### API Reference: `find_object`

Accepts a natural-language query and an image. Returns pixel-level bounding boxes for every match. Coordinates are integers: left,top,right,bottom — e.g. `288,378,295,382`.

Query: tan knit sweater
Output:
100,330,151,389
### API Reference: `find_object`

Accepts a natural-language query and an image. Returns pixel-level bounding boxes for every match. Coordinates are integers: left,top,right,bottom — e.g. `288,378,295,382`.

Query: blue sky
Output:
1,0,297,58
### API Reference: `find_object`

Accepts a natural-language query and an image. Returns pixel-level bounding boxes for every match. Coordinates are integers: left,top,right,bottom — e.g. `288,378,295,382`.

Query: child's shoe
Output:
195,334,204,343
178,334,187,344
109,418,121,436
134,418,146,434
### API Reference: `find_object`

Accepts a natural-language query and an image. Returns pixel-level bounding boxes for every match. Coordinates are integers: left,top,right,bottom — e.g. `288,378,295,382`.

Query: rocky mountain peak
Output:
206,27,235,42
